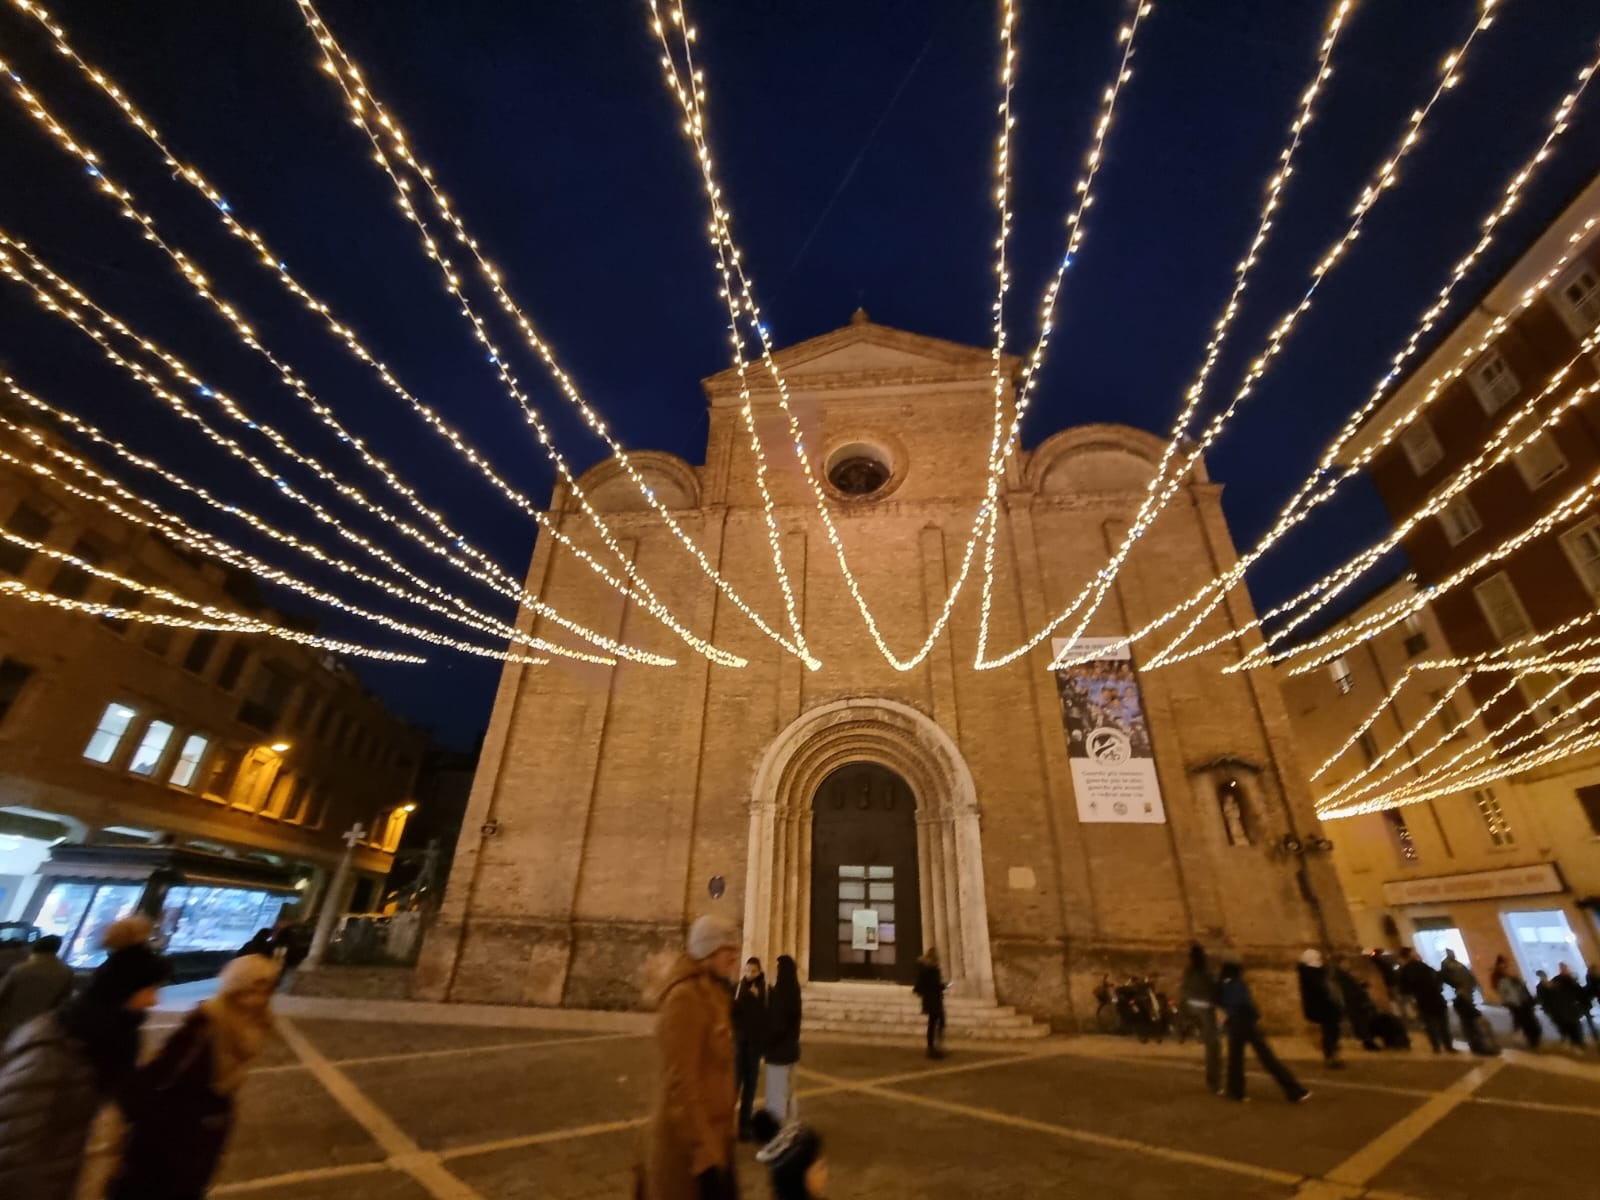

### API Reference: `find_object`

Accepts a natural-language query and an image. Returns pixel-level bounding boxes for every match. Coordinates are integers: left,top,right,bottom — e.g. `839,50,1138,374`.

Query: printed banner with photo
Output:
1052,637,1166,824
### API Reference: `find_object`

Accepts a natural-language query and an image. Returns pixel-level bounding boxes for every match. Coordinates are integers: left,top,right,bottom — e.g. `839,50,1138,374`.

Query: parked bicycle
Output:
1094,973,1180,1042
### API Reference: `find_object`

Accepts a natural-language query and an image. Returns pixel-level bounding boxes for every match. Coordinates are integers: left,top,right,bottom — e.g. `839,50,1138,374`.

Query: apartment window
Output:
1399,418,1444,475
301,787,328,830
143,623,175,657
1429,690,1466,741
1472,786,1514,847
1577,784,1600,836
1384,807,1420,862
83,702,137,764
1555,264,1600,334
0,502,53,575
1435,492,1483,546
168,734,210,789
239,662,294,732
200,744,243,801
1561,517,1600,600
1518,672,1572,728
49,538,104,602
1330,657,1354,695
1403,612,1430,657
1466,350,1520,414
127,720,175,777
0,658,34,728
100,585,142,634
1473,572,1534,643
1358,730,1379,767
1513,432,1567,490
183,631,219,675
215,643,250,692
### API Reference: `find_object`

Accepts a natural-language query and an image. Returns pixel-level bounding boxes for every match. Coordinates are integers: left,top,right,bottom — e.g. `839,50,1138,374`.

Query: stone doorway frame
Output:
743,698,997,999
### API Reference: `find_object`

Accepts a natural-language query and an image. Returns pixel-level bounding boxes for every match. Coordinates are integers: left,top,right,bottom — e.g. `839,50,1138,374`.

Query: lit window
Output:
169,734,210,789
1513,432,1567,490
128,720,175,776
1467,350,1520,414
1398,419,1444,475
1555,264,1600,335
1473,572,1534,644
83,702,137,764
1560,517,1600,601
1473,786,1514,847
1435,492,1482,546
1330,657,1354,695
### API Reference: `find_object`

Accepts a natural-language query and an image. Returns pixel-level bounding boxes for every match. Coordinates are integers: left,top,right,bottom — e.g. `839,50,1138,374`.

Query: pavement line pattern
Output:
212,1161,392,1195
253,1029,634,1074
276,1016,484,1200
798,1063,1307,1188
1318,1060,1504,1191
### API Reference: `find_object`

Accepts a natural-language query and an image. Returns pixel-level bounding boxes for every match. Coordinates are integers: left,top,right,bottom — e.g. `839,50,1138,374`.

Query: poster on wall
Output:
1052,637,1166,824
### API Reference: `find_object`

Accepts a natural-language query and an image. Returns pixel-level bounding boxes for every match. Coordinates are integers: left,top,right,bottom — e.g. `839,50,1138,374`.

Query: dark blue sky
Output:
3,1,1599,749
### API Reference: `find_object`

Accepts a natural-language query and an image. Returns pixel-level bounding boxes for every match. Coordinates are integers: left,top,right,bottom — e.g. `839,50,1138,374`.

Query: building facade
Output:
1310,170,1600,982
420,313,1354,1027
1277,581,1600,983
0,419,424,967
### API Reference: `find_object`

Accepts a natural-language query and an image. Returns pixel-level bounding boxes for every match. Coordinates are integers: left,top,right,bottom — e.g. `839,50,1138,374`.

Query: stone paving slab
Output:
292,1017,604,1063
213,1070,385,1184
1371,1100,1599,1199
448,1125,641,1200
783,1091,1297,1199
887,1051,1418,1179
1474,1061,1600,1111
217,1167,431,1200
797,1039,1014,1081
343,1036,655,1152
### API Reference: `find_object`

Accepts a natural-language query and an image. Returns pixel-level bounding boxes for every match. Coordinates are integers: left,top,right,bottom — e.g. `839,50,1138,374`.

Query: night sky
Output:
3,1,1599,749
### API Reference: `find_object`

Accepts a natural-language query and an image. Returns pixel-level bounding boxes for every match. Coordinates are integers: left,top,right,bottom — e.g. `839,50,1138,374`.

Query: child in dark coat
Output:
750,1111,829,1198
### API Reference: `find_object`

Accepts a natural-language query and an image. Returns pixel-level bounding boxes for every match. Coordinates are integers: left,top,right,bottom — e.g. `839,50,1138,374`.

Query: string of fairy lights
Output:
2,0,1598,825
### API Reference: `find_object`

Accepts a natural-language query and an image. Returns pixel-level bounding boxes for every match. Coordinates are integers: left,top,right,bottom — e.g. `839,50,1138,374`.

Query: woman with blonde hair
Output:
108,953,279,1199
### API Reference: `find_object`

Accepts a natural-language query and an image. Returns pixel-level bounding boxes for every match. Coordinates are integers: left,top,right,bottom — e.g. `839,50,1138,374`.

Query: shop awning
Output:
42,844,298,894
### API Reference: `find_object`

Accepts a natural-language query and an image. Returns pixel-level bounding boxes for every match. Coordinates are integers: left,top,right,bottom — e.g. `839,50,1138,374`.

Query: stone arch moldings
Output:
1025,422,1209,495
744,697,997,999
564,451,701,514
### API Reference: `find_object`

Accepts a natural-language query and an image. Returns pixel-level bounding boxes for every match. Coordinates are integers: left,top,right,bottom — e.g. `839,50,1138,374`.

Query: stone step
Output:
800,983,1050,1040
804,1016,1050,1040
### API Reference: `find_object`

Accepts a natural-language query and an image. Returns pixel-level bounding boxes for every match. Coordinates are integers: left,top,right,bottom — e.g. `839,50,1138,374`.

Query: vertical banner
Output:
1052,637,1166,824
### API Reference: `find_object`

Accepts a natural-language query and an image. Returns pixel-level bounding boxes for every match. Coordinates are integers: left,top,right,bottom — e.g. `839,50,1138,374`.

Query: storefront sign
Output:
1053,637,1166,824
1381,862,1564,907
850,908,880,951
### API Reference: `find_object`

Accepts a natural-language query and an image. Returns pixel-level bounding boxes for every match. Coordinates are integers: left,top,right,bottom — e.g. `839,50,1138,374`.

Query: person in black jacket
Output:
1330,955,1381,1052
765,955,802,1121
1218,962,1308,1103
1296,949,1345,1068
733,957,768,1140
109,952,279,1200
913,948,946,1060
0,934,169,1200
1397,948,1454,1053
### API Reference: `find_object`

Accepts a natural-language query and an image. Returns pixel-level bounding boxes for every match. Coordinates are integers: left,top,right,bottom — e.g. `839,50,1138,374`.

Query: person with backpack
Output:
1396,948,1454,1053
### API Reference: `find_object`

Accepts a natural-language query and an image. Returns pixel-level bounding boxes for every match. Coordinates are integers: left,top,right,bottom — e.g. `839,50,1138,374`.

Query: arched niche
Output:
1025,423,1206,496
565,452,701,514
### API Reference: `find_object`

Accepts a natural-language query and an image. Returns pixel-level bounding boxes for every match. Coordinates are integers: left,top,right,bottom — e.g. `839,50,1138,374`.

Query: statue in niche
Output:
1218,779,1251,846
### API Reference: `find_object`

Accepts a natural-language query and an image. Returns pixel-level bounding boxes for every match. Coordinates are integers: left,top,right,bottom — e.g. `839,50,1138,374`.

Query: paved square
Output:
166,996,1598,1200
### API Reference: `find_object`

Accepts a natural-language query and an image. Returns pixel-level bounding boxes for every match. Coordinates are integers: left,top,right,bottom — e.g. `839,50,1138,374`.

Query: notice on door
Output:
1053,637,1166,824
850,908,880,951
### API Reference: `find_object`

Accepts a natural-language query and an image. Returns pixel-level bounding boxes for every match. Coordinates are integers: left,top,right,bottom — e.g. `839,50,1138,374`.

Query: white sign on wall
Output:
850,908,880,951
1381,862,1564,907
1053,637,1166,824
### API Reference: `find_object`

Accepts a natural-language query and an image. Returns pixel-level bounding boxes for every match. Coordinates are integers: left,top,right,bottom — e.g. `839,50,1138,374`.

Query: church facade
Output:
416,314,1354,1027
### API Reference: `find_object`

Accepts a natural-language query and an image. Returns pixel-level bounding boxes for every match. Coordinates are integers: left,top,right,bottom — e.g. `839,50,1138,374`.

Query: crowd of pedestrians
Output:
0,915,280,1200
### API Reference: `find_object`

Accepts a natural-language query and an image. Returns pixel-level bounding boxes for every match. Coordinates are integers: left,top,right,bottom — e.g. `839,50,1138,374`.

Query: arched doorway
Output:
808,763,922,984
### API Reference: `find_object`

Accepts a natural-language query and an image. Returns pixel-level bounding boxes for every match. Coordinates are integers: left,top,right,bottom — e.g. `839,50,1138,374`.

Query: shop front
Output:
24,843,300,977
1381,863,1596,986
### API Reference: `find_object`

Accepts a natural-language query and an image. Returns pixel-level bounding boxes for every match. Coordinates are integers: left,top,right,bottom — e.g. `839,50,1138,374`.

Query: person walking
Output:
1296,950,1345,1068
0,935,73,1045
1437,949,1494,1054
642,914,741,1200
732,958,767,1140
1331,955,1381,1052
1217,962,1308,1104
1582,962,1600,1041
1396,948,1454,1053
0,934,168,1200
913,948,947,1060
1437,949,1477,1000
763,956,801,1123
1180,943,1222,1094
1537,965,1589,1050
1491,955,1542,1050
107,953,278,1200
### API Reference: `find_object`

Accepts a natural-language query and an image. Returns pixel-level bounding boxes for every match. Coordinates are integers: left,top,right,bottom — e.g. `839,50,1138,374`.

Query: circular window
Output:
825,442,894,498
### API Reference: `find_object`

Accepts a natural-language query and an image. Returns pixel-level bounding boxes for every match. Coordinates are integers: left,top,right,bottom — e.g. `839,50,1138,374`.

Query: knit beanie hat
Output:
84,941,171,1007
756,1121,824,1199
686,914,738,961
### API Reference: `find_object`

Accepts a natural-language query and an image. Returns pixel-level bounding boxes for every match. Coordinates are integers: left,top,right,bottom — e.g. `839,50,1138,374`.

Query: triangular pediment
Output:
702,312,1017,398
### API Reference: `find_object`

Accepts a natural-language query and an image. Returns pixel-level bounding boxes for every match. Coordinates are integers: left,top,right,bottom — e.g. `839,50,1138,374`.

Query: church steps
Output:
801,983,1051,1040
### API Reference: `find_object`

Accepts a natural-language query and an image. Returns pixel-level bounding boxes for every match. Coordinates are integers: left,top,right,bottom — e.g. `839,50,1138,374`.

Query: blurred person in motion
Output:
1296,949,1345,1068
0,921,168,1200
0,934,73,1045
764,955,802,1122
108,953,279,1200
1180,942,1222,1093
733,957,767,1140
1218,961,1308,1104
913,947,947,1060
1491,955,1541,1050
749,1111,829,1199
1397,948,1454,1053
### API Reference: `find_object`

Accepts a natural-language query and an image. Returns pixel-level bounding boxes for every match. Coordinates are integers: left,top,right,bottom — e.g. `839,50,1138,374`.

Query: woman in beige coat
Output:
644,914,741,1200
